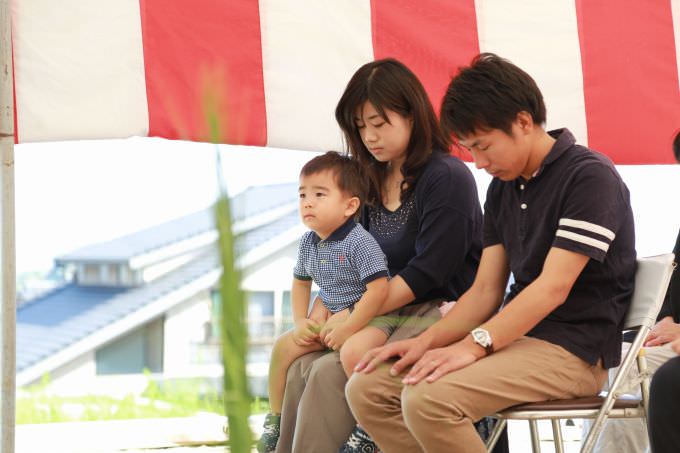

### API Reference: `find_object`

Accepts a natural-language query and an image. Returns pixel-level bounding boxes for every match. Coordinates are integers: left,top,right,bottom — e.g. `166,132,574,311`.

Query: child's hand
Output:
324,323,356,351
292,318,321,346
319,309,350,343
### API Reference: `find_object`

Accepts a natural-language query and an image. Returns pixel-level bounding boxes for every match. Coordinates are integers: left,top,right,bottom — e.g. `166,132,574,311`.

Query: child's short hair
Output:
300,151,366,201
441,53,546,138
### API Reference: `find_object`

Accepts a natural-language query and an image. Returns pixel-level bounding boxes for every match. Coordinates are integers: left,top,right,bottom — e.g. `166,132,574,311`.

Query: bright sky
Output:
14,138,680,276
14,137,320,274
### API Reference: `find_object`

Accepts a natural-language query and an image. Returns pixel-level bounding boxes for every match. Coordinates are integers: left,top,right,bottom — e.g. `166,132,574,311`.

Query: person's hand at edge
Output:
645,316,680,347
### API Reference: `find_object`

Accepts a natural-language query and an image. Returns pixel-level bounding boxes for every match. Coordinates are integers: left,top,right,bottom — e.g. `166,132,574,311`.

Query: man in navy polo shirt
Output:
345,53,636,453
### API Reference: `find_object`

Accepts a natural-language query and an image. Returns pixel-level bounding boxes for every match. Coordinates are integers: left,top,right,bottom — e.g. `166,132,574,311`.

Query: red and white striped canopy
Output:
10,0,680,164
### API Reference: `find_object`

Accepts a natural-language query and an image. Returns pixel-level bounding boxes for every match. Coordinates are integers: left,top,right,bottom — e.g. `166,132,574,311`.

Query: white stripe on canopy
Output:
474,0,588,146
260,0,373,152
12,0,148,142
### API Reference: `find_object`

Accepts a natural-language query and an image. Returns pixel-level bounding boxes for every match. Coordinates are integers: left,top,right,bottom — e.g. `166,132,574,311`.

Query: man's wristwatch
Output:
470,327,494,356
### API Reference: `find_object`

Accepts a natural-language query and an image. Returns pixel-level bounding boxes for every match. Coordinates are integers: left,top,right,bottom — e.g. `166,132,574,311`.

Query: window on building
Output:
208,289,278,342
247,291,275,340
82,264,99,284
281,290,318,332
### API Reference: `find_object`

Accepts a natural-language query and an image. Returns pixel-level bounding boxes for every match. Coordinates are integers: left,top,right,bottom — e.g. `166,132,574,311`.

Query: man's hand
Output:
401,340,481,385
645,316,680,347
354,335,433,376
292,318,321,346
319,309,350,343
324,323,355,351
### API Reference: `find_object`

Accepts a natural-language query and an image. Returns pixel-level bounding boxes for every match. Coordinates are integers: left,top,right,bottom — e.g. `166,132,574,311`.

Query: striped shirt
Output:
483,128,636,368
294,219,388,313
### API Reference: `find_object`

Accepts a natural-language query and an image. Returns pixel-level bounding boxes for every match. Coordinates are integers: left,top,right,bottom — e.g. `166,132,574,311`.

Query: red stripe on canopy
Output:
576,0,680,164
139,0,266,145
370,0,479,116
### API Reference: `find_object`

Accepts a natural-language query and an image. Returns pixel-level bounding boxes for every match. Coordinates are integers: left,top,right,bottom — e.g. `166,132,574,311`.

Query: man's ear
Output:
516,111,534,133
345,196,360,217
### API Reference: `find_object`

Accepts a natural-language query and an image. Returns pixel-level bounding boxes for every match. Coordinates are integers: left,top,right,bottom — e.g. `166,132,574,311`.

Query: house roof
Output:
55,182,298,264
17,250,219,383
17,183,302,386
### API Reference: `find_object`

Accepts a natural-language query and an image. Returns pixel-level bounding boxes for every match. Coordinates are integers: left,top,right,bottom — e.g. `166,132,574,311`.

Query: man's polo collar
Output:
533,128,576,176
311,218,356,245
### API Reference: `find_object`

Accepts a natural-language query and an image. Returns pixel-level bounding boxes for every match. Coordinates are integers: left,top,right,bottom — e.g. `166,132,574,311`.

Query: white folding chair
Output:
485,253,676,453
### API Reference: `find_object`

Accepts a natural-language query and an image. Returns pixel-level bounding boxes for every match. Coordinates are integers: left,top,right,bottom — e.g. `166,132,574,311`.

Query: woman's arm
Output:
378,275,415,314
378,158,482,313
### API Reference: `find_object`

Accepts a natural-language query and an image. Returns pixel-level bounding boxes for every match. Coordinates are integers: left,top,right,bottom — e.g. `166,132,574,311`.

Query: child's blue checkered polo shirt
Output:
293,218,388,313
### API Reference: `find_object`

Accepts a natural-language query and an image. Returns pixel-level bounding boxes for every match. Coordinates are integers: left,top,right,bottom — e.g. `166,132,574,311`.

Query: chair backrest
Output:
623,253,676,330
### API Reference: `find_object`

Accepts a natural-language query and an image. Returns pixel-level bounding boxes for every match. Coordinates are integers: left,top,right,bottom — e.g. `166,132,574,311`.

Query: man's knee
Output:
402,382,465,429
345,371,384,420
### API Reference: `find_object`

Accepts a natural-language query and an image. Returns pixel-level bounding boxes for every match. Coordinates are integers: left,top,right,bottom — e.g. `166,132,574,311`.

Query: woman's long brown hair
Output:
335,58,451,207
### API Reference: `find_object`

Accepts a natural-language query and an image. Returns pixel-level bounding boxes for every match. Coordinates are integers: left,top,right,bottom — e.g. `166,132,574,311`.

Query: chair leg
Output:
485,419,506,452
638,350,651,418
551,419,564,453
529,420,541,453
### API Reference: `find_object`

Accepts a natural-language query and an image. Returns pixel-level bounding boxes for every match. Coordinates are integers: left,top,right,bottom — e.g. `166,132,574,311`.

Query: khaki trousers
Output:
346,336,607,453
276,300,442,453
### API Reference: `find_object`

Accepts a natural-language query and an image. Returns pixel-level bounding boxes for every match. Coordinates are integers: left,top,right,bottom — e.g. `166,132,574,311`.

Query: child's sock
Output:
339,424,378,453
256,413,281,453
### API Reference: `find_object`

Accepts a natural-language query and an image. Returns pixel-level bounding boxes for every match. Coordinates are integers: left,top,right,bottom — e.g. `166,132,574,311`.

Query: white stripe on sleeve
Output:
558,218,615,240
556,230,610,252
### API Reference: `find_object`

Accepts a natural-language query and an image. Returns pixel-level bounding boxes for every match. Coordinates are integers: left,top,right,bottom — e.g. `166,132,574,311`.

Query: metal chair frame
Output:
485,253,676,453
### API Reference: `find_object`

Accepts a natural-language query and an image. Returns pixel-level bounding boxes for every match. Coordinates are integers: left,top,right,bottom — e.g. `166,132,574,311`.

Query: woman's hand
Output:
292,318,321,346
645,316,680,347
319,309,350,343
354,335,433,375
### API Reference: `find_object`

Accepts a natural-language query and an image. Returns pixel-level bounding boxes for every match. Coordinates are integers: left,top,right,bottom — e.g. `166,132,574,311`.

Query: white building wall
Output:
241,241,299,291
163,290,213,377
36,351,96,394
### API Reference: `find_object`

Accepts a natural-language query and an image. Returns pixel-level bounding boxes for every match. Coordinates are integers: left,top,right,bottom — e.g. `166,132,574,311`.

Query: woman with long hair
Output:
273,58,484,453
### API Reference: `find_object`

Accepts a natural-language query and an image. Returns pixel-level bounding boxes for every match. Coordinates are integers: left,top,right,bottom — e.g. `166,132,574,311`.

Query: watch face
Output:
472,328,491,346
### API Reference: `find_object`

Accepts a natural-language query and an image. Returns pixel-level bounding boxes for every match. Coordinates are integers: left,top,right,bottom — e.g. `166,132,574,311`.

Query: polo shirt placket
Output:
483,128,636,368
